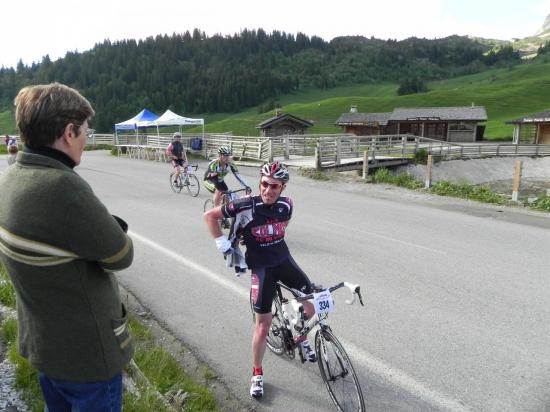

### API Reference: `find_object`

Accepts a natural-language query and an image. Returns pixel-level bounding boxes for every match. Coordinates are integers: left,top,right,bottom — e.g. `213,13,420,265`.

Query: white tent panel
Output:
152,110,204,127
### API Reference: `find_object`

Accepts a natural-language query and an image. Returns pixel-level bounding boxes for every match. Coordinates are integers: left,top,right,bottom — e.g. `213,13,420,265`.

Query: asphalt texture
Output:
2,151,550,412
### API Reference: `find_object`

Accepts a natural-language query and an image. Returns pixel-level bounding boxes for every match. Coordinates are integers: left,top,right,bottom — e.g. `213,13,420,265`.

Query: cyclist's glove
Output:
215,235,232,253
245,186,252,195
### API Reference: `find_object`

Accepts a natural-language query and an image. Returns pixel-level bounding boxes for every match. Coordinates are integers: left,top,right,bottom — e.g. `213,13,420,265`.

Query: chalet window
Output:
449,122,474,131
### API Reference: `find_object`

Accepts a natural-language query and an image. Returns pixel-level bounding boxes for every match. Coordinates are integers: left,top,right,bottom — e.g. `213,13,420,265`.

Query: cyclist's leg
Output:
213,180,228,207
277,255,315,318
250,268,277,371
175,159,184,180
276,256,317,360
203,179,216,194
172,160,181,182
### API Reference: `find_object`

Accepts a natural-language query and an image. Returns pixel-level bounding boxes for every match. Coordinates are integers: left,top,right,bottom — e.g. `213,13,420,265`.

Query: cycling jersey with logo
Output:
204,159,239,182
222,195,292,268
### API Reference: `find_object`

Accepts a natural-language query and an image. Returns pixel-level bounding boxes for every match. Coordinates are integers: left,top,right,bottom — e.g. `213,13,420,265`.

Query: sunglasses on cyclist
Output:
260,180,283,190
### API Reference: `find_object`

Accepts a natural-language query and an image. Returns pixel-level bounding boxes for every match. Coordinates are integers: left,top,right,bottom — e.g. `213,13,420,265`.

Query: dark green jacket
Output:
0,151,134,382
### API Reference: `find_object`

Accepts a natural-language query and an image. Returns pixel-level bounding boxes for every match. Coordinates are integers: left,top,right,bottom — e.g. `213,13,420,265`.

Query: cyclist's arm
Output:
166,143,173,156
230,164,250,189
204,206,224,238
204,161,219,179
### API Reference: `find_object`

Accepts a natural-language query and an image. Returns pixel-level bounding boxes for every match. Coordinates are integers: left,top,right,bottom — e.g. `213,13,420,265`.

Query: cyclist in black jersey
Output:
204,161,316,399
166,132,188,184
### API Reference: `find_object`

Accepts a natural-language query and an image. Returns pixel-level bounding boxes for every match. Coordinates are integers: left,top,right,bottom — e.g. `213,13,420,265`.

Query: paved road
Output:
4,151,550,411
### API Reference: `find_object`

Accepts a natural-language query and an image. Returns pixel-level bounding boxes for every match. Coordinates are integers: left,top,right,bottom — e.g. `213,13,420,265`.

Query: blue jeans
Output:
39,372,122,412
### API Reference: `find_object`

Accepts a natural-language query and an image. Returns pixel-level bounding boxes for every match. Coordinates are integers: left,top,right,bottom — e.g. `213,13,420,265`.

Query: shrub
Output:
413,148,428,164
528,194,550,211
430,180,507,204
370,168,422,189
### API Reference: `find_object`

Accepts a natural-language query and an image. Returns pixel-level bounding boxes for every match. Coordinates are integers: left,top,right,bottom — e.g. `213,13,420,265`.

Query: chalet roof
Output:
335,112,392,126
505,110,550,124
390,106,487,121
256,113,314,129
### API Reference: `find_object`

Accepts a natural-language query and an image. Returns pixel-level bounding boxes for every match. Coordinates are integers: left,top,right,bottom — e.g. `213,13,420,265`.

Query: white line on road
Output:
342,339,473,412
129,230,248,299
325,220,446,254
129,229,470,411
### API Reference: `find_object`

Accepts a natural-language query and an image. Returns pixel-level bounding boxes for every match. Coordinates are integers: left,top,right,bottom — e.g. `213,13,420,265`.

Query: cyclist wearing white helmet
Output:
204,161,316,399
203,146,251,206
166,132,188,184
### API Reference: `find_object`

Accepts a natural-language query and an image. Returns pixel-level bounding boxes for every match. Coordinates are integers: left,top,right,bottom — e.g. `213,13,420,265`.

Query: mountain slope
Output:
203,61,550,140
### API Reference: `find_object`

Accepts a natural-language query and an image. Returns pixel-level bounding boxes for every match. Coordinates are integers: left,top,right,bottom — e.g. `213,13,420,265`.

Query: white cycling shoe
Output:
250,374,264,398
301,341,317,362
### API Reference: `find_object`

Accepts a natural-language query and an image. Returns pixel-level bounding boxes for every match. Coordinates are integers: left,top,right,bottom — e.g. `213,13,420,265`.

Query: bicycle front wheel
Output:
315,327,365,412
203,198,214,212
170,172,182,193
185,174,200,197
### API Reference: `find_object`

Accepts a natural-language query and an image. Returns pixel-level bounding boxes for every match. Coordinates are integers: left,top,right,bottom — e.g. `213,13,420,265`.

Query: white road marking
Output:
129,229,470,411
325,220,446,254
342,339,473,412
129,230,248,299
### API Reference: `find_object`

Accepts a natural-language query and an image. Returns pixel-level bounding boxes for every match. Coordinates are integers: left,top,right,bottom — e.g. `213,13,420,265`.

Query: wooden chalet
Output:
256,111,314,137
335,106,488,142
506,110,550,144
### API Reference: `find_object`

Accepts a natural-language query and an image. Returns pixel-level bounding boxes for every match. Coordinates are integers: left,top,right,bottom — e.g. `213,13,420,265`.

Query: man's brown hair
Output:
15,83,95,148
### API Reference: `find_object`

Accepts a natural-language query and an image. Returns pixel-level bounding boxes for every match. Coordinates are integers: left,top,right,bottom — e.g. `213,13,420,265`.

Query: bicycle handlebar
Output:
223,188,249,195
283,281,365,307
186,164,198,172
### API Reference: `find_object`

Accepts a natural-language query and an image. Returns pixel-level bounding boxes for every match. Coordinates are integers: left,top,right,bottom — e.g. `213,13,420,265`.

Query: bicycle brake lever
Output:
356,289,365,307
343,282,362,305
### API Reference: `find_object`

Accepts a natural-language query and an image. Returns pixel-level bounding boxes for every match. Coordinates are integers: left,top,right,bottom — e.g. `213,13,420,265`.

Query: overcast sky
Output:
2,0,550,69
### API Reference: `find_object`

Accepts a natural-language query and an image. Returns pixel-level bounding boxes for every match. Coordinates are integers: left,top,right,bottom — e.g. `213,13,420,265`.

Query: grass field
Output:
200,61,550,140
2,60,549,140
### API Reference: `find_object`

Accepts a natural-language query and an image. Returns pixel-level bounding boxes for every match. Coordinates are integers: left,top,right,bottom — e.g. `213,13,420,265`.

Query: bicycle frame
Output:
275,281,364,361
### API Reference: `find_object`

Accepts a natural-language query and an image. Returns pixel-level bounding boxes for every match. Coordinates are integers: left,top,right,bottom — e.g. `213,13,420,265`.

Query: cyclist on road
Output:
166,132,188,184
204,161,316,399
203,146,251,206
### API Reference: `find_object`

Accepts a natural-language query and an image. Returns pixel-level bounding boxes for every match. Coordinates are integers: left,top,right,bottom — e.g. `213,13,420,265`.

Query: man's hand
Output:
245,186,252,195
215,235,232,253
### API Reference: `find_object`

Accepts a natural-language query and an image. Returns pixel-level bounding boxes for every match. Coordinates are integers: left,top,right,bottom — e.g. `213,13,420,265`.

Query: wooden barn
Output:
335,106,488,142
256,111,313,137
506,110,550,144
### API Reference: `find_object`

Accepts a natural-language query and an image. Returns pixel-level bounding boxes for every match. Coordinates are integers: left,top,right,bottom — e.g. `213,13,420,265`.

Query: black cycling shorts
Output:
207,178,228,193
250,256,312,314
172,158,185,167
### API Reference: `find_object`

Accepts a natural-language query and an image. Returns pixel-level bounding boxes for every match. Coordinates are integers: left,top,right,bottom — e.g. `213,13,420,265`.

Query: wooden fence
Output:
86,133,550,166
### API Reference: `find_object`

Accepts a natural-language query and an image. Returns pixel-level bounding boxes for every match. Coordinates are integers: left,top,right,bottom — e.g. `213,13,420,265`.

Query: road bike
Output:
170,165,200,197
203,188,249,232
250,280,366,411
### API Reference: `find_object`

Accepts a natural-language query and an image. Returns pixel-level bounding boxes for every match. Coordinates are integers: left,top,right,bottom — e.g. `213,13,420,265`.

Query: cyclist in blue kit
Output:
204,161,316,399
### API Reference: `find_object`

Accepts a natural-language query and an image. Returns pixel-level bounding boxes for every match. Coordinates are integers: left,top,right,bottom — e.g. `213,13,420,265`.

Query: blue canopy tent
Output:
114,109,159,144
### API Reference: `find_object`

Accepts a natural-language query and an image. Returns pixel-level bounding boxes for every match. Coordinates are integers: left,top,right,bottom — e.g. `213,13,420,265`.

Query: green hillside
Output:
203,61,550,140
2,62,549,141
0,110,15,136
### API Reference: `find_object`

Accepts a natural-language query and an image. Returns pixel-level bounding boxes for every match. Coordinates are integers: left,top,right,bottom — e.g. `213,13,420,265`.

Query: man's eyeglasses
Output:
74,123,94,138
260,181,283,190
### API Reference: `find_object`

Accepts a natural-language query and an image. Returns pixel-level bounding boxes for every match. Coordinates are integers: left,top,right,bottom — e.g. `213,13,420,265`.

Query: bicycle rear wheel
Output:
315,327,365,412
185,174,200,197
170,172,182,193
203,198,214,212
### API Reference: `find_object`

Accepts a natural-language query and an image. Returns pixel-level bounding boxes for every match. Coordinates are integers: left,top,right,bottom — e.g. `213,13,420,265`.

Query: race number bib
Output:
313,289,334,315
